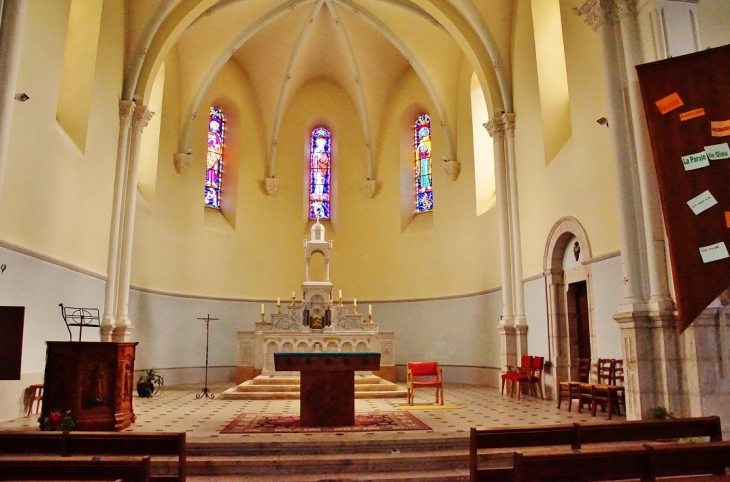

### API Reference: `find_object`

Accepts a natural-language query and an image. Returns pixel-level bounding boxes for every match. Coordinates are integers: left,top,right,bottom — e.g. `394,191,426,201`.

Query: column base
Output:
100,323,134,342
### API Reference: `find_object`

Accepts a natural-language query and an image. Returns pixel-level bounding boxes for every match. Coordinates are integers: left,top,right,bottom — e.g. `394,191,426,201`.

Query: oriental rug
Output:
221,411,432,433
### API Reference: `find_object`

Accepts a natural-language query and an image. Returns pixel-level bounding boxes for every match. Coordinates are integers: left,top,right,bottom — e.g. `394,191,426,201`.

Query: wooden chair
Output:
557,358,590,411
501,355,532,398
592,358,621,419
26,384,43,416
406,361,443,405
609,358,625,416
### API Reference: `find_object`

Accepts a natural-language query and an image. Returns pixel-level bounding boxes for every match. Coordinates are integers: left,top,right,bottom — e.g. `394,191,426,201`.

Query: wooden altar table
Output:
274,352,380,427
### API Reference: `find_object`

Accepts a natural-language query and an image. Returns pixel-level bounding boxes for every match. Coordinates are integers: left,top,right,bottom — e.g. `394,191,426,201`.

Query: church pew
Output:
511,441,730,482
0,455,150,481
0,431,185,481
470,416,722,482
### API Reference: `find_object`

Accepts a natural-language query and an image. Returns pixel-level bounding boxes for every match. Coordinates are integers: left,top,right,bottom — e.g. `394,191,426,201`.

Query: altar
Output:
220,219,399,400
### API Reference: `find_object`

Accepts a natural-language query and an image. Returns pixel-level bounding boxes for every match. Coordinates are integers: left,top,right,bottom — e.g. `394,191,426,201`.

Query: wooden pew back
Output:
470,416,722,482
0,432,185,481
0,455,150,481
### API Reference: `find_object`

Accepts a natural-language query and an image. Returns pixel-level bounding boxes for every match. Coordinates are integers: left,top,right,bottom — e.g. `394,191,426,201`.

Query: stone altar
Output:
222,219,398,400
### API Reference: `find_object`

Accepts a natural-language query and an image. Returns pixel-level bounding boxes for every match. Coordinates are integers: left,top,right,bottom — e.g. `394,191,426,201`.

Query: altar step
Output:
175,434,478,481
219,374,408,400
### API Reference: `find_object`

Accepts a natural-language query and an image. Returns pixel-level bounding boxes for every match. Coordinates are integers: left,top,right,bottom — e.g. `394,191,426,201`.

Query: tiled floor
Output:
1,381,623,441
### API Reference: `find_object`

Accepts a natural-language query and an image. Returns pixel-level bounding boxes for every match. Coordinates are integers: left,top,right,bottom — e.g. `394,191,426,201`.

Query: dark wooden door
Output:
574,281,591,361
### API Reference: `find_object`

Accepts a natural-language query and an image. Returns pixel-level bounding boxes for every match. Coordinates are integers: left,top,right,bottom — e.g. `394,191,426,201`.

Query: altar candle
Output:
260,304,264,315
369,304,372,315
277,297,280,305
339,289,342,299
292,291,295,299
354,298,357,307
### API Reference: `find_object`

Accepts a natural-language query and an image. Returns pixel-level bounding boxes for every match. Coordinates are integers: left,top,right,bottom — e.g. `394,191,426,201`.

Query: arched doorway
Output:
544,217,594,396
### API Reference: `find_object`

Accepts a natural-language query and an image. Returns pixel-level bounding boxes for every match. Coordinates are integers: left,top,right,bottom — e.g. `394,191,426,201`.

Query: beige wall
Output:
130,49,502,299
512,0,621,277
0,0,123,273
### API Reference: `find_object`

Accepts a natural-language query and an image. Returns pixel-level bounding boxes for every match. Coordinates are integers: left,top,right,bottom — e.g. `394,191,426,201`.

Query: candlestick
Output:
354,298,357,307
292,291,295,298
369,304,372,315
277,297,281,305
276,297,281,314
291,293,296,306
339,289,342,299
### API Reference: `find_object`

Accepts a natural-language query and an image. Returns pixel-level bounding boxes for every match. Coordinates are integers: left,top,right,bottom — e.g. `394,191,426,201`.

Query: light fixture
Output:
596,117,609,127
14,93,29,102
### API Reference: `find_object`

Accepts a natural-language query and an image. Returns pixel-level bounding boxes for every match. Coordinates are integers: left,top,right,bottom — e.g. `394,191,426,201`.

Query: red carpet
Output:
221,411,432,433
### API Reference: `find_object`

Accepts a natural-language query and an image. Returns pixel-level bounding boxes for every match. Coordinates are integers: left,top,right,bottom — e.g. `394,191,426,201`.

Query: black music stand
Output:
59,304,100,341
196,314,219,399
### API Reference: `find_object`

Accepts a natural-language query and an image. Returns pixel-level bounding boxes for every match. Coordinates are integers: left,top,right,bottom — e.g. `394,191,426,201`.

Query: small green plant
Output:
137,368,164,398
647,406,673,420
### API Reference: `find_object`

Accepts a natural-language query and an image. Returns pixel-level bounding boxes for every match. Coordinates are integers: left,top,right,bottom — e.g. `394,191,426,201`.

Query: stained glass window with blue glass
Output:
205,106,225,209
309,127,331,219
415,114,433,212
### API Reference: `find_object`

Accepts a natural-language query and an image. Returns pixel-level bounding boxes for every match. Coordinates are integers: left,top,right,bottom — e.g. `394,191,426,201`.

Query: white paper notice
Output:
705,143,730,160
681,151,710,170
687,190,718,215
699,242,730,264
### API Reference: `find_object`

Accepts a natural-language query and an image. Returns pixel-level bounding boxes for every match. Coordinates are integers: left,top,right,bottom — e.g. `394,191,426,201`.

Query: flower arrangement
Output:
39,409,75,431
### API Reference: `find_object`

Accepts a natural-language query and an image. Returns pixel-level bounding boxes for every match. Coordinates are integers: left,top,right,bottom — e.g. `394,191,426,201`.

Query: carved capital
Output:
614,0,637,20
362,179,377,198
119,101,135,129
577,0,616,31
131,105,154,133
265,177,280,195
173,152,191,174
485,117,506,140
442,160,461,181
503,113,516,138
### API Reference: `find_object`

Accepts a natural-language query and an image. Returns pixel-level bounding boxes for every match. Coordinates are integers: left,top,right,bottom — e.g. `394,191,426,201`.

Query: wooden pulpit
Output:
43,342,138,431
274,352,381,427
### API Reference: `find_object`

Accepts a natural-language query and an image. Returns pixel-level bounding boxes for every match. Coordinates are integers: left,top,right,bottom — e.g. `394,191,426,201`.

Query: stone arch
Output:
543,217,594,396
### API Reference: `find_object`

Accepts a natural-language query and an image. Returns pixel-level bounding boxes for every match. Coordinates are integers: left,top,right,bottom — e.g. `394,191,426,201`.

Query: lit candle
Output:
339,289,342,299
369,304,372,315
277,297,280,305
260,304,264,315
292,291,296,299
354,298,357,307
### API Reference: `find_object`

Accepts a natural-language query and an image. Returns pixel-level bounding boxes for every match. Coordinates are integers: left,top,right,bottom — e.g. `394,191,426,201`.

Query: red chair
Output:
501,355,533,398
406,361,444,405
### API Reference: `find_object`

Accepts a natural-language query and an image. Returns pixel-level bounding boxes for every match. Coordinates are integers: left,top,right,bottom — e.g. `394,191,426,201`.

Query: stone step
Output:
232,381,399,393
218,389,408,400
171,449,469,476
186,468,469,481
251,375,385,386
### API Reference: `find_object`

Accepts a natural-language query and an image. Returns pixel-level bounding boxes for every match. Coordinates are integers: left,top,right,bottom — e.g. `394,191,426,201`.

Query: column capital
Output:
503,112,516,138
484,117,506,140
131,105,154,133
119,100,135,129
577,0,617,31
615,0,637,20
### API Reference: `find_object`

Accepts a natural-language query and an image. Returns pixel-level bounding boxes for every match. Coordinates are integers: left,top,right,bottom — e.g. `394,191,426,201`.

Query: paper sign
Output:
700,242,730,263
706,143,730,160
711,120,730,137
681,151,710,171
687,190,718,215
725,212,730,228
656,93,684,114
680,108,706,121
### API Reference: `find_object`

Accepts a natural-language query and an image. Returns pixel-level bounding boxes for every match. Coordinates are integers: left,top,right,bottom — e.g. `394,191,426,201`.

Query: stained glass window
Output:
309,127,331,219
205,106,225,209
415,114,433,213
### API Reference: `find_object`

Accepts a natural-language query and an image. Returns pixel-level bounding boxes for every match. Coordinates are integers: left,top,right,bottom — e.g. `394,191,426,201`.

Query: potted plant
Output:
137,368,164,397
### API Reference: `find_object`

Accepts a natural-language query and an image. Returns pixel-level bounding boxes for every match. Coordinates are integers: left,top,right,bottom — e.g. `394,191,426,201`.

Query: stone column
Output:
503,113,528,358
113,104,153,341
486,117,516,370
101,101,135,341
0,0,26,202
578,0,653,420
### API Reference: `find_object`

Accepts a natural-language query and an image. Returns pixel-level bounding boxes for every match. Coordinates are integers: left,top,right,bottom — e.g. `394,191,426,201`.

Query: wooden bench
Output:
0,455,150,481
469,416,722,481
0,431,185,481
511,441,730,481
